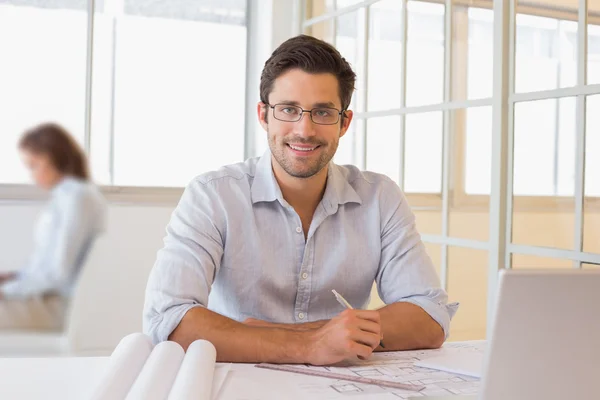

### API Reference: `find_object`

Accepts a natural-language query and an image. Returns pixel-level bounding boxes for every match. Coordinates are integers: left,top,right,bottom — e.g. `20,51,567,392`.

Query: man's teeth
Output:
289,144,317,151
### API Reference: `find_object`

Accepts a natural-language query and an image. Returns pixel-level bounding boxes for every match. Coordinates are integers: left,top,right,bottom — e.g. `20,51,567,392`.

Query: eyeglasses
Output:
267,103,344,125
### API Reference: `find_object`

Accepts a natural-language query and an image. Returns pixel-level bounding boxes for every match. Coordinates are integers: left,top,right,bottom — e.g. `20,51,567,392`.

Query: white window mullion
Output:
355,6,370,170
504,0,517,270
84,0,96,157
487,0,511,334
573,0,588,268
398,0,408,192
440,0,454,291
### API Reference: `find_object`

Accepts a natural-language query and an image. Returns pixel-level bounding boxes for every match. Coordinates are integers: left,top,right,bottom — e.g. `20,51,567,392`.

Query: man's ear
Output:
257,102,268,131
339,110,353,138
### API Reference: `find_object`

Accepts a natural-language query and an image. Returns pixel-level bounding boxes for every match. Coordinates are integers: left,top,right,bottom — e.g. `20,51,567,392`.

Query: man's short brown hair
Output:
260,35,356,112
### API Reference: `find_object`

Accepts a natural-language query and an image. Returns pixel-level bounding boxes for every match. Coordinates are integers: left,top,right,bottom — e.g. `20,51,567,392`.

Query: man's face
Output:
258,69,353,179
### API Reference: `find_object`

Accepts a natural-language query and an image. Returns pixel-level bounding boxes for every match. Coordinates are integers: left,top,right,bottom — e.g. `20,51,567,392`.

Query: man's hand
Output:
306,309,382,365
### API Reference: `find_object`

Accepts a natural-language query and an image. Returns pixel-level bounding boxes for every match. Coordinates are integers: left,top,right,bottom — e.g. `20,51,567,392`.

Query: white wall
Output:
0,202,175,273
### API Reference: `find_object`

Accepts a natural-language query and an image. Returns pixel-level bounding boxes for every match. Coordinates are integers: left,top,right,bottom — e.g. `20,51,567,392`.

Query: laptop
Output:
421,268,600,400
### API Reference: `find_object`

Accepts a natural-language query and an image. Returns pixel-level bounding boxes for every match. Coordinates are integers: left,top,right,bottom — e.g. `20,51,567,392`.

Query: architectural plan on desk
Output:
280,341,485,399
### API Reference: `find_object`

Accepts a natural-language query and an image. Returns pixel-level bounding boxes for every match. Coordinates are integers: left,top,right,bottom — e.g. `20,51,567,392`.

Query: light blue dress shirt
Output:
1,177,107,299
144,151,458,344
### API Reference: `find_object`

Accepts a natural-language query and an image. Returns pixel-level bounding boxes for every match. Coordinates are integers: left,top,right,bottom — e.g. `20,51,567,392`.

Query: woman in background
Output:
0,123,107,331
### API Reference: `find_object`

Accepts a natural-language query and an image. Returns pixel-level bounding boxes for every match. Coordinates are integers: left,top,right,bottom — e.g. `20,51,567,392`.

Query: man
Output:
143,35,458,365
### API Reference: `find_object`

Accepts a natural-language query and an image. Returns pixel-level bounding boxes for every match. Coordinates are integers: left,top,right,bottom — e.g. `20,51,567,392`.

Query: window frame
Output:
302,0,600,213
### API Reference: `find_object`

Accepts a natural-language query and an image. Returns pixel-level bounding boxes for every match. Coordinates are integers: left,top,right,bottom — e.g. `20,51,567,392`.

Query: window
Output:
0,0,88,184
303,0,600,342
333,0,446,193
465,9,600,196
0,0,248,188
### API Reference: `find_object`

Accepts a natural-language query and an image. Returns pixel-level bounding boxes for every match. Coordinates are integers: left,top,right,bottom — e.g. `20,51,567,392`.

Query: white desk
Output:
0,343,483,399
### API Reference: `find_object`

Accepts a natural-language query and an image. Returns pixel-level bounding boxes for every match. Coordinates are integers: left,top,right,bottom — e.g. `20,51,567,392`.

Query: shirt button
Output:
296,226,302,233
298,312,305,320
301,272,308,279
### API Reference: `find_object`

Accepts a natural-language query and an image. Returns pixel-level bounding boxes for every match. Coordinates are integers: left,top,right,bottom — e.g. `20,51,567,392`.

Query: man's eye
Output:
282,107,299,114
315,109,332,117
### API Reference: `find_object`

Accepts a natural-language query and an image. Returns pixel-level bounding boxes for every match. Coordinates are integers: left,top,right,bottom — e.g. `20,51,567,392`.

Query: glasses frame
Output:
266,103,345,125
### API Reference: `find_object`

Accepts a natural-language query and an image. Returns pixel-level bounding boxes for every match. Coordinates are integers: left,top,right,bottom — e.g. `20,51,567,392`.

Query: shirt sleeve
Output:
143,179,225,344
375,180,459,339
1,191,98,299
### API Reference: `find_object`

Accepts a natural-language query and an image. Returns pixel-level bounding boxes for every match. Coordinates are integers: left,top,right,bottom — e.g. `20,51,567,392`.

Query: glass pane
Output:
447,247,488,341
305,0,365,19
405,111,443,193
453,107,491,241
450,210,489,242
99,0,246,187
515,5,578,93
513,97,576,197
589,23,600,85
336,11,358,110
369,242,442,310
466,7,494,100
333,119,357,166
585,95,600,197
0,1,87,184
511,254,572,269
338,0,366,7
424,242,442,278
406,0,444,106
365,116,401,184
308,16,335,43
305,0,334,19
513,97,577,251
90,1,113,185
465,107,492,195
414,210,442,236
584,95,600,254
512,210,575,250
367,0,403,111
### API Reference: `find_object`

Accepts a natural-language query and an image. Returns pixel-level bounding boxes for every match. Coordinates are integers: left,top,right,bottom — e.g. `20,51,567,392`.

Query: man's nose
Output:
293,111,317,137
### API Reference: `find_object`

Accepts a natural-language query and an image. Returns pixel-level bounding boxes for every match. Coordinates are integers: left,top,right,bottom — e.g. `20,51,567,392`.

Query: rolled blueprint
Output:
168,340,217,400
89,333,154,400
125,341,185,400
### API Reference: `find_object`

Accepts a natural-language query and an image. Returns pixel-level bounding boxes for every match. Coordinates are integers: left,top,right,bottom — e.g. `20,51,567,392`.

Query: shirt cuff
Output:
145,303,205,344
399,297,460,339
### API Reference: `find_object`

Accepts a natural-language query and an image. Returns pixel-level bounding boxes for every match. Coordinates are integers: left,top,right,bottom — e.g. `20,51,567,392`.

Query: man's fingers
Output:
350,309,381,323
350,341,374,359
356,319,381,336
350,330,381,350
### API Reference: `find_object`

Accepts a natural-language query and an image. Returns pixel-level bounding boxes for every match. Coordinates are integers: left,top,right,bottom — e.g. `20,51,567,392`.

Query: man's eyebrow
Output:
274,101,339,108
274,100,300,106
312,102,339,108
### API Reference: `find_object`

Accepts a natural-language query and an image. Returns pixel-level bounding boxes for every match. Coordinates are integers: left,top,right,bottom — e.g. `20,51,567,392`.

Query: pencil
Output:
331,289,385,348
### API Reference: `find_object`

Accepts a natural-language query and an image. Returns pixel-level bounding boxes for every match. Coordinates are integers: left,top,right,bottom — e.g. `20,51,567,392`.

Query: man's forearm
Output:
244,318,328,331
377,302,445,351
169,307,315,363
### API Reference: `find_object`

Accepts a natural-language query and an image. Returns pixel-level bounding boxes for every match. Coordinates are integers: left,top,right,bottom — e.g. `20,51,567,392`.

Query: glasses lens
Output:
311,108,339,124
274,105,302,121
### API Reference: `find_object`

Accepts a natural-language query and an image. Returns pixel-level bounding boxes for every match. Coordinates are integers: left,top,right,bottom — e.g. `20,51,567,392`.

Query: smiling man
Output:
143,35,458,365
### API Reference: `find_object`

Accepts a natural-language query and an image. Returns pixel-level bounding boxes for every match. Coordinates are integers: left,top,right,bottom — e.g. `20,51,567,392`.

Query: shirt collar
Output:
251,150,362,209
250,151,284,205
322,162,363,209
51,176,78,196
